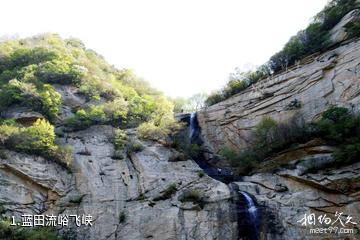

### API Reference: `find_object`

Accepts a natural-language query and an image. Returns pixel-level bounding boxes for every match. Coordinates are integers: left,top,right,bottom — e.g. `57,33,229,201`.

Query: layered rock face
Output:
236,145,360,240
198,38,360,153
0,124,237,240
196,11,360,240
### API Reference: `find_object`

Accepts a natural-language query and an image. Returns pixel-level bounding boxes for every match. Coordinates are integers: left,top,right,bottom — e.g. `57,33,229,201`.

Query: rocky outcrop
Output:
236,161,360,240
195,12,360,240
1,106,44,125
0,125,237,240
198,38,360,152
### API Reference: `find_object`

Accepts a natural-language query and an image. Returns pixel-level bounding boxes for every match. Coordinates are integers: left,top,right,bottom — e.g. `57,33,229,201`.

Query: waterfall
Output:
187,113,260,239
189,112,197,140
240,191,259,233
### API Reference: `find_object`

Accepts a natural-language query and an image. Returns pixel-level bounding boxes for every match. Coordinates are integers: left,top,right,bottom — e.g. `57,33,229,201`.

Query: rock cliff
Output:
196,11,360,240
198,38,360,153
0,122,239,239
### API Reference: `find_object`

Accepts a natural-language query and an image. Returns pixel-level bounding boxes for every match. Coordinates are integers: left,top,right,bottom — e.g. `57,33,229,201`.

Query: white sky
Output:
0,0,328,98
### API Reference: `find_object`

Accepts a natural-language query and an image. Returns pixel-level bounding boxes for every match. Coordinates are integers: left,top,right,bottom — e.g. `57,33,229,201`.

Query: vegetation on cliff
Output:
206,0,360,106
0,34,178,166
220,106,360,174
0,219,62,240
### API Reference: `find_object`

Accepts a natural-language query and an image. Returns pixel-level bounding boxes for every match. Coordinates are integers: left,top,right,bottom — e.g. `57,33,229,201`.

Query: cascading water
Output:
189,112,197,140
240,191,260,239
187,112,260,239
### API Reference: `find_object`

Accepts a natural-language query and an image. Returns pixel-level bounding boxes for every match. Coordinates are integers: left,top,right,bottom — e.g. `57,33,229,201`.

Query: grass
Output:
153,183,177,201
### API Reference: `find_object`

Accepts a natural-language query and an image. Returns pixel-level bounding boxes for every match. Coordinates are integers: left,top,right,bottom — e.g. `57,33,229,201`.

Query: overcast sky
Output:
0,0,328,97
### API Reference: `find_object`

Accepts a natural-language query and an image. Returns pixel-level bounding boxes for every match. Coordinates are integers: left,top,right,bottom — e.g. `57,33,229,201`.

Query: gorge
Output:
0,2,360,240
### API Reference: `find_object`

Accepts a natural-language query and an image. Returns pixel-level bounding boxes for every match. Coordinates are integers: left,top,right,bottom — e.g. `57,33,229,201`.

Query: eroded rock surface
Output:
236,161,360,240
198,39,360,153
0,125,237,240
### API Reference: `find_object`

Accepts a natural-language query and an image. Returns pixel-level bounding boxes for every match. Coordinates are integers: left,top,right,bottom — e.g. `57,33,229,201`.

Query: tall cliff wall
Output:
198,38,360,153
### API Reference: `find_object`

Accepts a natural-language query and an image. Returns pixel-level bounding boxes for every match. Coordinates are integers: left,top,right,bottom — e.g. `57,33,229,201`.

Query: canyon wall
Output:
198,37,360,153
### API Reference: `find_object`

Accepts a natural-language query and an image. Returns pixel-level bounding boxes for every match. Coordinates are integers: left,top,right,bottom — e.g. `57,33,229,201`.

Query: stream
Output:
189,112,261,240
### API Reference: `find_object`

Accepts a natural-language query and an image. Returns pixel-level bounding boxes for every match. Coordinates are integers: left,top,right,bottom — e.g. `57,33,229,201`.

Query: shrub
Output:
137,122,169,141
346,22,360,39
10,119,56,154
39,84,61,120
78,84,102,101
0,220,62,240
65,106,108,130
0,79,40,110
0,120,20,144
153,183,177,201
178,189,202,203
48,146,73,169
36,60,85,85
334,142,360,164
127,139,144,154
219,147,259,175
0,80,61,120
0,119,73,169
113,129,128,151
103,99,128,124
313,106,357,143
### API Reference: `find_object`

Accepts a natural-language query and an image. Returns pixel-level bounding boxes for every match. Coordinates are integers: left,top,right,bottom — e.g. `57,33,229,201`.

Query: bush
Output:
103,99,128,124
36,60,85,85
10,119,56,154
219,147,259,175
334,142,360,164
0,220,62,240
65,106,108,130
0,119,73,169
0,120,20,144
39,84,61,120
153,183,177,201
113,129,128,151
0,80,61,120
137,122,169,141
127,139,144,154
346,22,360,39
0,79,40,110
313,107,358,143
178,189,202,203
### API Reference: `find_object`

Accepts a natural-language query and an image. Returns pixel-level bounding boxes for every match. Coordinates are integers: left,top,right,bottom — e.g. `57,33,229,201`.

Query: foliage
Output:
153,183,177,201
0,34,176,129
219,107,360,175
113,129,128,151
39,84,62,119
0,219,62,240
333,142,360,164
346,22,360,38
10,119,56,153
0,119,72,168
137,122,170,141
205,0,358,106
313,107,360,165
178,189,202,203
65,106,108,130
127,139,144,153
313,106,358,143
0,79,61,120
219,147,258,175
